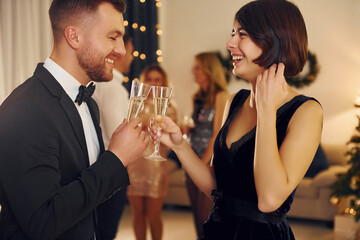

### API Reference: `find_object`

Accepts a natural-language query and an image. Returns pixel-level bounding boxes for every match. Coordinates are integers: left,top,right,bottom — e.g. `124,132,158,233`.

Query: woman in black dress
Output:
151,0,323,239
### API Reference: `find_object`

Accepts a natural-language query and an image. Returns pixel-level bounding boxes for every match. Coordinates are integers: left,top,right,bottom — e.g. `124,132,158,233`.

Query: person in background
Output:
0,0,148,239
150,0,323,239
127,65,176,240
186,52,229,238
92,34,135,239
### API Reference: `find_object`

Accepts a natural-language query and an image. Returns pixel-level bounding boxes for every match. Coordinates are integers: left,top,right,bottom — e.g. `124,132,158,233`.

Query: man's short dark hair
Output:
49,0,126,42
235,0,308,78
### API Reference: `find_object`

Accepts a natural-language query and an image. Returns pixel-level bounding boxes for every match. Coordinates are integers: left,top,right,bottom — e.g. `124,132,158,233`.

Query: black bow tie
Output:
75,82,95,106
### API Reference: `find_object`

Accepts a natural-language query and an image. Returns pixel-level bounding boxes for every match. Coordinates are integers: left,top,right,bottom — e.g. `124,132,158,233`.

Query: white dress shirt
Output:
44,57,100,166
93,69,130,148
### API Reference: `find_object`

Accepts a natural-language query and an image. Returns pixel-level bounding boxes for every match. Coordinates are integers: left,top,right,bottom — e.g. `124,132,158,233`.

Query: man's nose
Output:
114,38,126,56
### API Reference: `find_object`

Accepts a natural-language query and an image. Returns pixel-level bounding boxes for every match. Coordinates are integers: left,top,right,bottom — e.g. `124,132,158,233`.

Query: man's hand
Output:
108,118,149,166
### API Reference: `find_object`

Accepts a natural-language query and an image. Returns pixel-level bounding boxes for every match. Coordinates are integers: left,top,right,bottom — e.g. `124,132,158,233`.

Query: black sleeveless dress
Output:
201,89,319,240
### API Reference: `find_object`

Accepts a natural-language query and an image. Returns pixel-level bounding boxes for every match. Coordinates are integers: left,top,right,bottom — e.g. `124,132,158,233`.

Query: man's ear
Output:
64,26,81,49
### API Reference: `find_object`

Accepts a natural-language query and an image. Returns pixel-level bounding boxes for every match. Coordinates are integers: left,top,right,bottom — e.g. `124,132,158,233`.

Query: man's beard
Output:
77,45,113,83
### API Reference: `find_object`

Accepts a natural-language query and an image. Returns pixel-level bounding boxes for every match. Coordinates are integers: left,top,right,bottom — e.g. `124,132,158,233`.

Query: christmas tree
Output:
330,103,360,221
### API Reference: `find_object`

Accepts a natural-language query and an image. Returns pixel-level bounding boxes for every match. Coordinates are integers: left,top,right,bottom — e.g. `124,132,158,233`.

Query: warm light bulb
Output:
134,78,139,82
156,2,161,7
133,51,139,57
124,20,129,27
140,26,146,32
156,50,162,56
132,23,138,29
349,208,357,216
157,56,163,63
140,54,146,60
140,0,145,2
123,77,129,83
157,29,163,36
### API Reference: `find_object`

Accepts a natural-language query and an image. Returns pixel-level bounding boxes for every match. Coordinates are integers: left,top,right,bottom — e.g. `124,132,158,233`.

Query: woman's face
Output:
145,70,164,87
192,59,209,88
226,21,265,82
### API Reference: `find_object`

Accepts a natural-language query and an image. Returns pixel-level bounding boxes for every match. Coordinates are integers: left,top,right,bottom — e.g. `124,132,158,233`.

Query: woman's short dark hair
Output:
235,0,308,77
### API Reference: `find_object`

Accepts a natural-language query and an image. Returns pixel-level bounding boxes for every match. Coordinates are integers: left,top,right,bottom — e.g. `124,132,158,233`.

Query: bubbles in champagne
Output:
127,96,146,121
153,97,170,115
153,97,170,130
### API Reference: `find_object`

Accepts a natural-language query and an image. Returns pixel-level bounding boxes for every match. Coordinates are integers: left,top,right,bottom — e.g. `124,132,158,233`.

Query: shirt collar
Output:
43,57,94,102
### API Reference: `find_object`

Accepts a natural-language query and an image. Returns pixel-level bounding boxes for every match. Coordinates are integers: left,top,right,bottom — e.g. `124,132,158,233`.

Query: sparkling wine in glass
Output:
145,86,173,161
127,81,152,121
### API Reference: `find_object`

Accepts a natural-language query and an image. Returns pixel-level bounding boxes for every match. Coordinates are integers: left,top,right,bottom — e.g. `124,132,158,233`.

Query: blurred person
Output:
186,52,229,238
150,0,323,239
92,34,135,238
127,65,176,240
0,0,148,239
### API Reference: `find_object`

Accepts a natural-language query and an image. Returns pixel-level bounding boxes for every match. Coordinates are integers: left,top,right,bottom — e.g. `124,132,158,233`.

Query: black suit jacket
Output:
0,64,130,240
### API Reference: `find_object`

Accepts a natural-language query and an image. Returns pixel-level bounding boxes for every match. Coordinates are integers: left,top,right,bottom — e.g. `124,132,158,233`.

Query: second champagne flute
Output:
145,86,173,161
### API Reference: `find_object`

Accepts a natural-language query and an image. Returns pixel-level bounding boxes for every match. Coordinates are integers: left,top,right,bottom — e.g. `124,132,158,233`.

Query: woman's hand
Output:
149,116,184,149
255,63,288,115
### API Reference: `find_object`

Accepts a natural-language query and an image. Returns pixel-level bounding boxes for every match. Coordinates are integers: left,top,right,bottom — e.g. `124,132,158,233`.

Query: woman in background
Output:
127,65,176,240
186,52,229,238
150,0,323,239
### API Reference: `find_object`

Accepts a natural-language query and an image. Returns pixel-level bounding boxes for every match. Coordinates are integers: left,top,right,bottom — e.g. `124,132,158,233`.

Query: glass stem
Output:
155,129,161,154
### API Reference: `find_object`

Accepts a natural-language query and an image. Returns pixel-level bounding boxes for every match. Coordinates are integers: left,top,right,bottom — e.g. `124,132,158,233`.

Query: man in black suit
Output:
0,0,149,239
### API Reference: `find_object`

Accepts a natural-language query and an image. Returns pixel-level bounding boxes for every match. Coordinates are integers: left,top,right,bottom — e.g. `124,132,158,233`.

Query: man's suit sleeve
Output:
0,98,129,239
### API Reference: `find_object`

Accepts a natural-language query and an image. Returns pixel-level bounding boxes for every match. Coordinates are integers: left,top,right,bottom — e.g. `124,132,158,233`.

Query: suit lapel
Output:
60,96,90,164
87,98,105,154
34,63,90,165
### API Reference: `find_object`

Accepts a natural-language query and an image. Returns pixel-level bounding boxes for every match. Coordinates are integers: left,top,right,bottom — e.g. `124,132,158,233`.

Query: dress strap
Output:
228,89,250,115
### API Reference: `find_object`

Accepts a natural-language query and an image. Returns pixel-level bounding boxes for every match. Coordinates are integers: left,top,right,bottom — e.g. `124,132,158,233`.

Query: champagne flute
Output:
127,81,152,121
145,86,173,161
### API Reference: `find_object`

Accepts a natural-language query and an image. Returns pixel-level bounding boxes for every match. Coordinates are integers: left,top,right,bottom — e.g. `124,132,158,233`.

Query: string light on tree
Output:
123,0,162,84
156,50,163,63
350,175,360,190
154,1,163,63
350,208,357,216
133,51,139,57
355,199,360,207
330,196,341,206
140,54,146,60
156,29,163,36
123,77,129,83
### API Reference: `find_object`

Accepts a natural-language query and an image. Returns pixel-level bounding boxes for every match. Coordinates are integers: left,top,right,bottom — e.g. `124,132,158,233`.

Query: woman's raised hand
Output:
149,116,183,149
255,63,288,115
